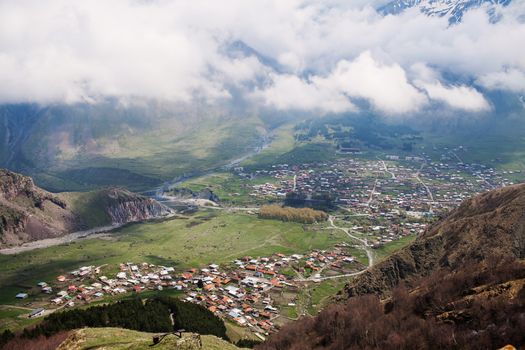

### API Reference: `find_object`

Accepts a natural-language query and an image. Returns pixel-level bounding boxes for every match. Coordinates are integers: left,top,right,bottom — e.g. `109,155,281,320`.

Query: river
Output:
150,133,272,203
0,134,272,254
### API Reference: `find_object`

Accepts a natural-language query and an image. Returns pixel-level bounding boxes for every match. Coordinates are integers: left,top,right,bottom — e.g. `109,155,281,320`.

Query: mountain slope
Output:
379,0,511,23
0,103,267,192
0,169,172,247
345,183,525,297
259,184,525,349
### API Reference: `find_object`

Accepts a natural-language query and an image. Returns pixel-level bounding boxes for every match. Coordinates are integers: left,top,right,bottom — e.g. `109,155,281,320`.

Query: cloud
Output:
253,73,356,114
411,63,491,112
319,52,428,114
420,82,490,112
0,0,523,116
477,68,525,93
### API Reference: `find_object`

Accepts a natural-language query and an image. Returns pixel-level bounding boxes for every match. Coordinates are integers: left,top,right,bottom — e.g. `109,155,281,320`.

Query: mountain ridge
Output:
0,168,172,247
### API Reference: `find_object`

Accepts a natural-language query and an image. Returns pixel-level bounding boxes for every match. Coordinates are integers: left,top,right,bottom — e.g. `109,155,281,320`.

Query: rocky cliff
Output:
0,169,78,245
0,169,172,247
103,188,172,224
344,183,525,297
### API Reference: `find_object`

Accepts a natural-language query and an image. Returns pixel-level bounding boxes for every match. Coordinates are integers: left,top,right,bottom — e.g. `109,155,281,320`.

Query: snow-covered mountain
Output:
379,0,511,23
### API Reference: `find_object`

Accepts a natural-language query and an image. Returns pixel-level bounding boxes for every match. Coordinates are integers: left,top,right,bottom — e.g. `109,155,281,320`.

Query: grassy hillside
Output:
55,327,244,350
60,191,114,228
0,103,267,192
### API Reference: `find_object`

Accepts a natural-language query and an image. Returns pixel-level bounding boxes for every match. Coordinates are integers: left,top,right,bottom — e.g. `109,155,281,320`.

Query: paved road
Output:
380,159,396,179
367,178,379,205
415,162,434,203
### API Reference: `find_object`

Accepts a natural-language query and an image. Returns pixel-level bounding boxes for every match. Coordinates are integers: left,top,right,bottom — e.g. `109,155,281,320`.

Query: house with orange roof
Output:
181,272,193,280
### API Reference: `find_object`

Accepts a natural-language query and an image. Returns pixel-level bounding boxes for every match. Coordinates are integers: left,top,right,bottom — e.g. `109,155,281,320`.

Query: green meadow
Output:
0,211,349,305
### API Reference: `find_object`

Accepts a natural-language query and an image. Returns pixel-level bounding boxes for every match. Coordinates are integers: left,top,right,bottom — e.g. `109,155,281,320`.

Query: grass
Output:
56,327,244,350
30,116,267,192
0,211,350,305
244,141,337,171
242,124,296,167
176,172,285,205
279,305,298,319
374,234,417,261
307,279,349,315
421,121,525,174
60,191,113,227
224,321,260,344
0,306,41,332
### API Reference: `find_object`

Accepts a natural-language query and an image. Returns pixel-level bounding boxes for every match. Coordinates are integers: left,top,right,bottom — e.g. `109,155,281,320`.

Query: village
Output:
236,149,515,244
16,246,364,339
9,147,519,339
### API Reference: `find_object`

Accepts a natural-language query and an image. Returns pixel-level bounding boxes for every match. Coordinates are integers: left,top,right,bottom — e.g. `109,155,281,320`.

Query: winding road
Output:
294,216,374,282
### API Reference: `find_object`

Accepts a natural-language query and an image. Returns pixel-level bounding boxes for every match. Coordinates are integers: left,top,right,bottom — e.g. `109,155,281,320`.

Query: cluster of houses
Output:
19,248,359,336
233,154,514,249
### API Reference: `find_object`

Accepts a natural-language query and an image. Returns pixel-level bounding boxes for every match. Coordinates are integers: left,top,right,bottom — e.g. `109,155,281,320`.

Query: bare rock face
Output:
103,188,172,224
344,183,525,298
0,169,172,247
0,169,76,246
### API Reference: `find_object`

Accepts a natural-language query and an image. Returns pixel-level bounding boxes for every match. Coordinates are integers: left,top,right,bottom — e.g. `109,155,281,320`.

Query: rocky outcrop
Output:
0,169,77,246
0,169,66,209
0,169,172,247
104,188,172,224
344,183,525,298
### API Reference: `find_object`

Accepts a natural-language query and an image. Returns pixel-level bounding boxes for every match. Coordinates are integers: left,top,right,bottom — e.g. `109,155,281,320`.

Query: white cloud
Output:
319,52,428,114
0,0,523,115
420,82,490,112
478,68,525,93
253,73,355,114
412,63,491,112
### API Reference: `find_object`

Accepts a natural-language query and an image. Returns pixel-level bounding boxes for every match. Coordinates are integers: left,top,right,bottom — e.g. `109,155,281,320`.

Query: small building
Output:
29,308,45,318
15,293,28,299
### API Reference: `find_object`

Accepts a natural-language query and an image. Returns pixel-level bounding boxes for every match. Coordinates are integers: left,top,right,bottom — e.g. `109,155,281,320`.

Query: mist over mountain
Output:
0,0,523,191
379,0,512,23
0,0,522,115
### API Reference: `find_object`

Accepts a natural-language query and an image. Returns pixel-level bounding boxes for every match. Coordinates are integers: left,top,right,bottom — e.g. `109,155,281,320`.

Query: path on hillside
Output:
328,216,374,267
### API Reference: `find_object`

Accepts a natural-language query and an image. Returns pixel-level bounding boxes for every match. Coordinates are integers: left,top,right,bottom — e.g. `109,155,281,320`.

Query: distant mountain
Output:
0,102,266,192
0,169,172,247
378,0,511,23
260,184,525,349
